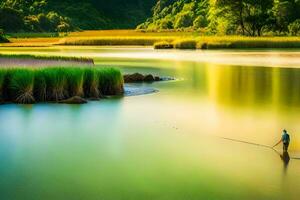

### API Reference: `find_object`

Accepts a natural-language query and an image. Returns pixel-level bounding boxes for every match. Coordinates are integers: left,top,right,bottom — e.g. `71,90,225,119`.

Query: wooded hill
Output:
0,0,155,32
138,0,300,36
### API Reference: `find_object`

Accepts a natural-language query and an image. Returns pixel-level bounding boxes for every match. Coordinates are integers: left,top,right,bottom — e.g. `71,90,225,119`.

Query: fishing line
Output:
220,137,300,160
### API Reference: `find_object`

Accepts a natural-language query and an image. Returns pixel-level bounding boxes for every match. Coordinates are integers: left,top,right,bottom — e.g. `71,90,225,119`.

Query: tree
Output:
174,12,193,28
193,15,207,29
288,19,300,35
212,0,273,36
0,8,24,32
159,18,173,29
215,0,246,35
0,29,9,42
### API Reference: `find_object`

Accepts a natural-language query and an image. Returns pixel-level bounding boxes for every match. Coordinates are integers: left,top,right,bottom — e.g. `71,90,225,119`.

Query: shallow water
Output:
1,47,300,200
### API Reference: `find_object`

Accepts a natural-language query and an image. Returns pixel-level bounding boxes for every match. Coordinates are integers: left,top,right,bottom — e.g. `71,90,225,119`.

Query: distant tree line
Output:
0,0,72,32
138,0,300,36
0,0,156,33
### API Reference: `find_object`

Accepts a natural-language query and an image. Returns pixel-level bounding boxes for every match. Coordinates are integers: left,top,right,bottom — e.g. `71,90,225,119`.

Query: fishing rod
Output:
221,137,300,160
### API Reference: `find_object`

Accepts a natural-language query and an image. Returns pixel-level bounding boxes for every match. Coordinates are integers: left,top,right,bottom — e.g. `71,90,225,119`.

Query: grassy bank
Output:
0,67,123,104
154,36,300,49
2,30,300,49
6,32,61,38
58,37,175,46
0,54,94,64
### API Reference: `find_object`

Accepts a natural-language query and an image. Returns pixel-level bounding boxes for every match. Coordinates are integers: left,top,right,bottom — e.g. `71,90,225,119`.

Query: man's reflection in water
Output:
280,151,290,174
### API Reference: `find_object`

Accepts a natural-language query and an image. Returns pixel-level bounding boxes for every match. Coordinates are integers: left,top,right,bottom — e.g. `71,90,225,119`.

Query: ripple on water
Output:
124,84,159,97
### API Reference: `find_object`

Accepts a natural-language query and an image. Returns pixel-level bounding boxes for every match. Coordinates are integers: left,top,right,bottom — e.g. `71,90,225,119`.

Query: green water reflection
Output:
1,47,300,200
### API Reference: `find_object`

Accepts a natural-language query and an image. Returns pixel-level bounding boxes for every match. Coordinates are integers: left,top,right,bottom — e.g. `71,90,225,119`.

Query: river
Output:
0,46,300,200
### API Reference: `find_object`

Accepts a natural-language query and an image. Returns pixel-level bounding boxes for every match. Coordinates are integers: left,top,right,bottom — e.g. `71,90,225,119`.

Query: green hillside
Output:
0,0,156,32
138,0,300,36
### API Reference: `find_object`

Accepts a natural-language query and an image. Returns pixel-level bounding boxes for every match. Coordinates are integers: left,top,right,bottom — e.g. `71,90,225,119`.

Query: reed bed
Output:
154,36,300,49
7,32,60,38
58,37,175,46
153,41,174,49
0,54,94,64
6,30,300,49
0,66,124,104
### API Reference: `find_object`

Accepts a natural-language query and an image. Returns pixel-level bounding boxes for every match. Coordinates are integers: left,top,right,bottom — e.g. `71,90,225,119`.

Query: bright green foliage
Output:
288,19,300,36
0,66,124,104
139,0,300,36
0,0,72,32
139,0,209,31
0,0,156,32
174,12,193,29
193,15,207,29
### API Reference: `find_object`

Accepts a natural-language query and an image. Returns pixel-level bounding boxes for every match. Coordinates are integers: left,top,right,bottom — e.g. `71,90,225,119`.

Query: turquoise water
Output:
1,47,300,200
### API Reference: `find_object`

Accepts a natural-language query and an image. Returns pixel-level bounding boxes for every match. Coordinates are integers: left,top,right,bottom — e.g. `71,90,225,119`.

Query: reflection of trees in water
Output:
205,65,300,108
176,61,208,94
277,68,300,106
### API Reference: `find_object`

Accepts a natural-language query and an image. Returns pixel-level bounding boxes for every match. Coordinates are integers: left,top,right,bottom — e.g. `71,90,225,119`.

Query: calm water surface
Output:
1,47,300,200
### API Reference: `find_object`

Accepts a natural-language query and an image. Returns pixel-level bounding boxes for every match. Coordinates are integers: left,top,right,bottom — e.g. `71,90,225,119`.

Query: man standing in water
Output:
273,129,290,152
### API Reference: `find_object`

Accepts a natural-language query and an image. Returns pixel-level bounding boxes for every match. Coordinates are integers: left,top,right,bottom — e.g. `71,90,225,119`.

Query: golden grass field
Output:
2,30,300,49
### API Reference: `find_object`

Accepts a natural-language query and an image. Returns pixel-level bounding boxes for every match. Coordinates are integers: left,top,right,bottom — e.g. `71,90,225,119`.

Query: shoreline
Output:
1,30,300,49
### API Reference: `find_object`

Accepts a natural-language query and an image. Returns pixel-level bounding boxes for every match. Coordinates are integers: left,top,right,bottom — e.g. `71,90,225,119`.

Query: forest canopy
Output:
1,0,300,36
138,0,300,36
0,0,155,33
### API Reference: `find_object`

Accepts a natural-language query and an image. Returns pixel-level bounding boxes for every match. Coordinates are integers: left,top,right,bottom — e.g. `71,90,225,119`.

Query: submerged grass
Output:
0,66,124,104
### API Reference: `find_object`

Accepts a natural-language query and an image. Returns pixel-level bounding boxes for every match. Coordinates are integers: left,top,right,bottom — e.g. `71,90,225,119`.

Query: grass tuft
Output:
8,69,35,104
0,54,94,64
43,67,68,101
66,68,84,97
83,68,100,98
97,68,124,95
0,69,7,101
153,41,174,49
0,66,124,104
173,39,197,49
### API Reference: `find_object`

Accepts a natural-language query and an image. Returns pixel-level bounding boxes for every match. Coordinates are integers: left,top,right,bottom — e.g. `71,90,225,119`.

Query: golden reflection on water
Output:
1,47,300,199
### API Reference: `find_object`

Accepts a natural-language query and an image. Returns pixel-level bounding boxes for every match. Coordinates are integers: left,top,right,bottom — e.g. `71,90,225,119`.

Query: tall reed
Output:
0,66,124,104
8,69,35,103
83,68,100,98
0,54,94,64
97,68,124,95
0,69,7,101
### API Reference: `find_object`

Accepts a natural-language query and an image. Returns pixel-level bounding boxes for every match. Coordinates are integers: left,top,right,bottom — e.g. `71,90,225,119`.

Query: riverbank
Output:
2,30,300,49
0,54,94,67
0,67,123,104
